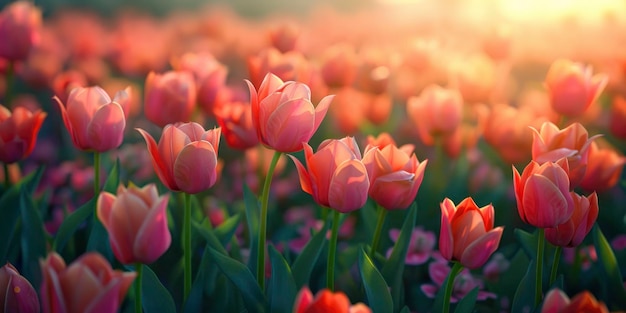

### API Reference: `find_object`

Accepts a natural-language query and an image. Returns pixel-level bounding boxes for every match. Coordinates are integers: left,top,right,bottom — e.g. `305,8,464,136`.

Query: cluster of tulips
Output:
1,0,626,312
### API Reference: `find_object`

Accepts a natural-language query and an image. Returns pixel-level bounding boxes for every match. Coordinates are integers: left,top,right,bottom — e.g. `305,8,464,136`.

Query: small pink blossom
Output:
421,260,496,303
385,227,435,266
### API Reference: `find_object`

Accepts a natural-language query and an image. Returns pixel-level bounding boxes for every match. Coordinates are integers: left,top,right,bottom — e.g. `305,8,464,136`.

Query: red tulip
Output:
439,197,503,269
542,289,608,313
580,141,626,192
0,104,46,163
293,287,371,313
545,192,598,248
407,84,463,146
0,1,41,61
0,263,39,313
144,71,196,127
214,101,258,150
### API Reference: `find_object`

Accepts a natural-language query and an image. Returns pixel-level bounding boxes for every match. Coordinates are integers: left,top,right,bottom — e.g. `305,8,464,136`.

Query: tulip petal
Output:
96,192,117,231
137,128,177,191
294,287,314,313
288,154,313,196
264,98,316,152
328,159,369,213
107,192,150,264
134,195,171,264
523,175,571,228
173,141,218,194
313,95,333,133
542,289,571,313
82,279,122,313
113,87,131,117
439,199,455,261
42,265,68,313
369,171,416,210
87,102,126,152
428,261,450,286
6,271,40,313
460,226,503,269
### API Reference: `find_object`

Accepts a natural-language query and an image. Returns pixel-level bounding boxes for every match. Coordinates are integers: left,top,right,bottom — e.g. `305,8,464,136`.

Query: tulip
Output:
137,123,220,194
0,1,41,61
97,183,171,264
580,141,626,192
541,289,608,313
439,197,503,269
449,53,496,104
269,23,299,53
246,73,332,153
513,160,574,228
0,263,39,313
215,101,258,150
531,122,598,187
54,86,129,152
246,48,311,89
407,84,463,146
40,252,136,313
545,192,598,248
544,59,607,118
144,71,196,127
293,287,371,313
0,104,46,164
320,44,357,88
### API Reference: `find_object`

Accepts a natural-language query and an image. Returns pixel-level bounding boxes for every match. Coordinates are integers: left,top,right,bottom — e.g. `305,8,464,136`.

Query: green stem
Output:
93,152,101,197
327,210,341,291
3,163,9,189
183,192,192,302
4,61,14,107
256,151,282,290
442,262,464,313
369,204,388,257
535,228,545,306
549,246,562,286
135,263,143,313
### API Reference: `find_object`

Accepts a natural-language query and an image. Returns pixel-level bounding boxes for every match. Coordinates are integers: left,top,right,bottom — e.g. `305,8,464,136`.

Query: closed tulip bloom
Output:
246,73,332,153
54,86,129,152
580,141,626,192
541,289,608,313
0,1,41,61
545,59,607,118
0,263,39,313
97,183,171,264
40,252,136,313
137,123,220,194
531,122,598,187
362,141,427,210
439,197,504,269
290,137,369,213
545,192,598,248
513,160,574,228
407,84,463,146
215,101,258,150
144,71,196,127
0,104,46,164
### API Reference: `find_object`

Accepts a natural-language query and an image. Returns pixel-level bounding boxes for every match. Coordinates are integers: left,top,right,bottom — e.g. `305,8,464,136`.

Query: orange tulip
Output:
0,263,39,313
290,137,369,213
97,183,171,264
0,1,41,61
137,123,221,194
294,287,371,313
407,84,463,146
40,252,135,313
246,73,332,153
320,44,357,88
214,101,258,150
580,141,626,191
144,71,196,127
0,104,46,163
54,86,129,153
542,289,608,313
439,197,504,269
545,192,598,248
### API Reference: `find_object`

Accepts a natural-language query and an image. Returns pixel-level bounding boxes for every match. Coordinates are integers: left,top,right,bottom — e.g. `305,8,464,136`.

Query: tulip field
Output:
2,0,626,312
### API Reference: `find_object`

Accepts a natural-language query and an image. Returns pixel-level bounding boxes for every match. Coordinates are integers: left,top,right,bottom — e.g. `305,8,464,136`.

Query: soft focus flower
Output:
51,70,87,105
269,23,299,53
215,101,258,150
531,122,598,187
54,86,129,152
0,263,39,313
611,234,626,251
482,26,511,61
580,141,626,192
320,44,357,88
439,197,503,269
513,160,574,228
137,123,221,194
386,227,436,265
541,289,608,313
0,1,41,61
482,252,510,282
290,137,369,213
293,287,371,313
40,252,136,313
544,59,607,118
545,192,598,247
563,245,597,271
97,183,171,264
609,95,626,139
247,48,311,89
407,84,463,146
0,104,46,163
362,140,427,210
449,53,496,104
329,87,368,135
421,260,496,302
246,73,332,153
144,71,196,127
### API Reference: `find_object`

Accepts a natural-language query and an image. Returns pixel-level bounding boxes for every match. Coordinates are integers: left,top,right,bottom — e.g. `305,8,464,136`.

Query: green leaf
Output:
359,248,393,313
207,247,267,312
454,287,478,313
243,184,260,275
215,214,242,247
291,221,329,288
268,245,297,313
593,225,626,308
53,198,94,253
142,265,176,313
19,189,48,289
194,220,228,255
103,159,121,193
399,306,410,313
514,228,537,260
511,259,536,313
183,243,217,313
381,202,417,312
86,216,113,261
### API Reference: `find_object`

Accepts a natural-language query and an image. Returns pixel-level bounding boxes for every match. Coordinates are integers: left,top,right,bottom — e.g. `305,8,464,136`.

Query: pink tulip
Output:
144,71,196,127
407,84,463,146
246,73,332,153
0,104,46,163
97,183,171,264
0,263,39,313
580,141,626,192
362,140,427,210
439,197,503,269
513,160,574,228
0,1,41,61
137,123,221,194
214,101,258,150
54,86,129,152
545,192,598,248
421,260,496,302
40,252,135,313
320,44,358,88
290,137,369,213
544,59,607,118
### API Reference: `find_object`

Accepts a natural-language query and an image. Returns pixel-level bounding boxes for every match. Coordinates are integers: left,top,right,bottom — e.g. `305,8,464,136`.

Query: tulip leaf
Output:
268,245,297,313
593,225,626,308
243,184,260,276
291,220,329,288
142,264,177,313
453,287,478,313
381,202,417,312
514,228,537,259
19,189,48,289
207,247,267,312
511,259,535,313
86,216,113,261
215,214,242,247
399,306,410,313
359,248,393,313
103,158,121,193
184,243,219,313
53,198,94,253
